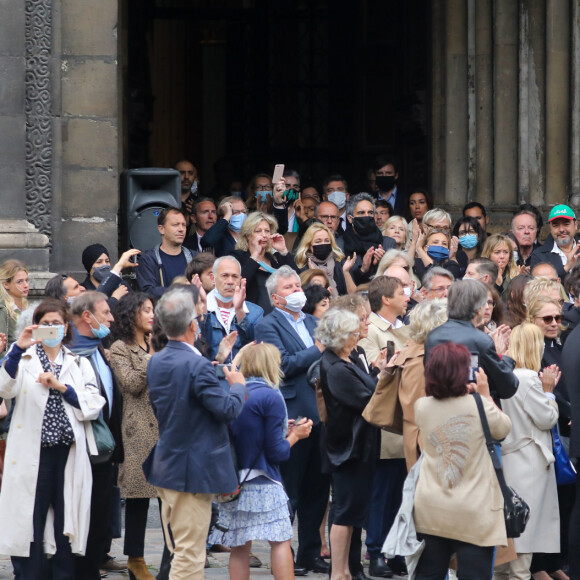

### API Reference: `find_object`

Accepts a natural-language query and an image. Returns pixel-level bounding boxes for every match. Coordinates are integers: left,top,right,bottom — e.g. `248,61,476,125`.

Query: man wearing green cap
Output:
530,204,580,279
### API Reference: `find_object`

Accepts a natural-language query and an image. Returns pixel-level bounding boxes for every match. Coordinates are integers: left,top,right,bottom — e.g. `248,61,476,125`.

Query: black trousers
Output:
279,423,331,562
124,497,151,557
568,474,580,577
414,534,494,580
12,444,74,580
75,460,115,580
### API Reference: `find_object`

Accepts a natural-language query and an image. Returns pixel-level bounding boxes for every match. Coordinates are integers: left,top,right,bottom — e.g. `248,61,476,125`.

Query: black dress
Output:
229,250,298,314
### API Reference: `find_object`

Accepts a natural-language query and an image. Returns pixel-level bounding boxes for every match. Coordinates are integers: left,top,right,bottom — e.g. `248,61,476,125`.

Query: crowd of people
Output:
0,155,580,580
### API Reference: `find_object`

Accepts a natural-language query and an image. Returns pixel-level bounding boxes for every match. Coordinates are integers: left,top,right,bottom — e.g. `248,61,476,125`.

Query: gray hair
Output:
283,168,301,185
156,288,196,339
70,291,109,317
408,299,448,344
423,208,452,227
375,249,414,277
346,192,375,217
422,267,455,290
447,279,489,321
265,265,301,305
212,255,241,276
315,308,360,353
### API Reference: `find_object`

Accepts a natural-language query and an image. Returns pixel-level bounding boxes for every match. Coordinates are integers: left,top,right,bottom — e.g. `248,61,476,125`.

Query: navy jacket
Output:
424,319,518,404
254,309,322,422
143,340,247,494
200,218,237,257
136,245,195,299
530,237,569,280
230,379,291,483
200,297,264,362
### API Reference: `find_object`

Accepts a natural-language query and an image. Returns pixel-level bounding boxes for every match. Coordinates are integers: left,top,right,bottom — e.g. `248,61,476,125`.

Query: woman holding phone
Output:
0,298,105,579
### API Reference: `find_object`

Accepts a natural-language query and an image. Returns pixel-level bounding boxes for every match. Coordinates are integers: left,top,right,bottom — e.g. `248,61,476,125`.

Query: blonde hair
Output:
526,295,565,335
238,343,283,388
300,269,330,288
382,216,409,248
524,277,567,306
294,223,344,268
508,323,544,371
481,234,518,279
375,249,413,277
235,212,278,252
0,260,28,319
408,298,448,344
423,229,450,248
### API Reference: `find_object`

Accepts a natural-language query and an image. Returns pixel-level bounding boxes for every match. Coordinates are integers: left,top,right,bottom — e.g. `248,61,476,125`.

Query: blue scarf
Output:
69,327,101,357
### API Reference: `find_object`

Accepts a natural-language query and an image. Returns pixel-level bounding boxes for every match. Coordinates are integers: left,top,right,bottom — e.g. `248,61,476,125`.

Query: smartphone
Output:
272,164,285,184
215,364,229,378
33,326,60,341
386,340,395,362
468,353,479,383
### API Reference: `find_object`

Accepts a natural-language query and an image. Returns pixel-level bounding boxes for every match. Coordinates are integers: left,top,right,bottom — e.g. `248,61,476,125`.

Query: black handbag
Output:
472,392,530,538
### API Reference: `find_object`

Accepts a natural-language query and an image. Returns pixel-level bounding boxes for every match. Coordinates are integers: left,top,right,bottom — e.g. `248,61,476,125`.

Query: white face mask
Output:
327,191,347,209
278,291,307,312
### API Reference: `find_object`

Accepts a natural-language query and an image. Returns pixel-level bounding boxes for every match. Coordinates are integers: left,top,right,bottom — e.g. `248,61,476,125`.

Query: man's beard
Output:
555,235,572,248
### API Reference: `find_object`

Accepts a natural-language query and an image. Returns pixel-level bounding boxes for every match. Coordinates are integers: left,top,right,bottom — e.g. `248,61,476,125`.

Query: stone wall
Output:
431,0,580,224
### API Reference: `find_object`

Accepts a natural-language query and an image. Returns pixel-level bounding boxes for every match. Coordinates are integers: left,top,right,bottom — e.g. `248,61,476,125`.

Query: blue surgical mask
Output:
257,190,272,202
427,246,450,261
214,288,234,303
42,325,65,348
327,190,346,209
90,313,111,340
229,213,247,232
458,234,478,249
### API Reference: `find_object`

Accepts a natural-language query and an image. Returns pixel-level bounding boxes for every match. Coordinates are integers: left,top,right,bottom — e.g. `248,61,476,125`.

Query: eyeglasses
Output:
430,286,450,294
458,230,477,236
255,184,273,191
424,224,451,233
536,315,563,324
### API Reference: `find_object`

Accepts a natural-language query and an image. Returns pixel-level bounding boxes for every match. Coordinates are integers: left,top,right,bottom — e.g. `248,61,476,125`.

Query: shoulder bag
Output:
552,424,577,486
362,367,403,434
472,392,530,538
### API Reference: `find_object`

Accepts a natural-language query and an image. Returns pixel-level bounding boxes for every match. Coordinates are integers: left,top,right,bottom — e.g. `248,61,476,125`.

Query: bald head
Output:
384,265,410,286
315,201,340,233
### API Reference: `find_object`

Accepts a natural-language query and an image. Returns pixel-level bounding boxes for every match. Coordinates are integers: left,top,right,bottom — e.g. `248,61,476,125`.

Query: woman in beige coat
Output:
395,298,447,470
109,292,158,580
413,341,511,579
493,324,560,580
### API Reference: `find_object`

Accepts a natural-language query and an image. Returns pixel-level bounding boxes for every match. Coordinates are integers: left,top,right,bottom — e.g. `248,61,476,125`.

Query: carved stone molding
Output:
25,0,53,239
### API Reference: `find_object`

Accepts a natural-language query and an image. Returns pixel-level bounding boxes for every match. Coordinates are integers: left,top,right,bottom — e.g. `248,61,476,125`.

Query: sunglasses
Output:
536,315,562,324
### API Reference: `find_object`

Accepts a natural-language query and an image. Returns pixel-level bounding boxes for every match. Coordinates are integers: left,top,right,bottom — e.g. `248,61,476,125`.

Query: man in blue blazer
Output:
144,287,247,579
254,266,329,574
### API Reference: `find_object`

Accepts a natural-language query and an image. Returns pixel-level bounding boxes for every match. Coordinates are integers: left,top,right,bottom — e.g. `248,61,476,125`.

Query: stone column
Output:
494,0,519,206
444,0,468,207
431,0,446,204
571,0,580,206
545,0,571,205
474,0,493,206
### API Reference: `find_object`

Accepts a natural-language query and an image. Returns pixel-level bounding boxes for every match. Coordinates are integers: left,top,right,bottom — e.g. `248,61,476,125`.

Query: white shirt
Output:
551,240,577,266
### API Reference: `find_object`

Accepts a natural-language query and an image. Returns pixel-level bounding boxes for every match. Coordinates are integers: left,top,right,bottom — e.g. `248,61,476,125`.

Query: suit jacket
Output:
143,340,247,494
562,324,580,457
254,309,322,422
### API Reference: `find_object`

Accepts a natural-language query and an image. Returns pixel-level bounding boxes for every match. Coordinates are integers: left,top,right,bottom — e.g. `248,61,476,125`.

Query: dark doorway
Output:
125,0,431,197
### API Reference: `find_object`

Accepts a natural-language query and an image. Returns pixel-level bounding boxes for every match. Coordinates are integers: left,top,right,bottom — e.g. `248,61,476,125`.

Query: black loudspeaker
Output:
121,168,181,252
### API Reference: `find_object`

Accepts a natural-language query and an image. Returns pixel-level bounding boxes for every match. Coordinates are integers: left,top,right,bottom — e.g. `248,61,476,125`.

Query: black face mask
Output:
352,216,377,236
376,175,396,192
312,243,332,261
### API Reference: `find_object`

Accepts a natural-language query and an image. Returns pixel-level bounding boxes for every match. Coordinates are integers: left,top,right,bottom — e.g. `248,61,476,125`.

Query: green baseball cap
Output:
548,204,576,221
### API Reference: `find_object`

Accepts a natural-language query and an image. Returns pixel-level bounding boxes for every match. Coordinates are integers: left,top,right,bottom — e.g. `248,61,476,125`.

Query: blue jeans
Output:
365,458,406,558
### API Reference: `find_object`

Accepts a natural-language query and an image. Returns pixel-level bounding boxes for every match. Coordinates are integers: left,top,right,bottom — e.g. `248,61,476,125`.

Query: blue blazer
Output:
143,340,247,494
254,309,321,423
